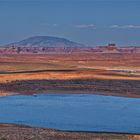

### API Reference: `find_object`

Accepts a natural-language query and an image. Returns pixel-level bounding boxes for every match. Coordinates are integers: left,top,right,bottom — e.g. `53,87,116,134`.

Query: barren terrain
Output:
0,123,140,140
0,53,140,97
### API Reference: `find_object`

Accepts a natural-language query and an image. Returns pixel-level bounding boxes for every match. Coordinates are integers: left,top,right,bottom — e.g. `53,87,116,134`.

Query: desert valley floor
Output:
0,53,140,97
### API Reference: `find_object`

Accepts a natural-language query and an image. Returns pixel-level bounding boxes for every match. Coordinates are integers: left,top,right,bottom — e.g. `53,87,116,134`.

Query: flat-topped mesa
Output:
107,44,117,50
96,44,118,52
95,44,140,53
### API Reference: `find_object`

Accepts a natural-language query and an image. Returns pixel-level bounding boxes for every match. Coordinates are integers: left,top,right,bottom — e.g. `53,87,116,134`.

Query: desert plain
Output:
0,52,140,98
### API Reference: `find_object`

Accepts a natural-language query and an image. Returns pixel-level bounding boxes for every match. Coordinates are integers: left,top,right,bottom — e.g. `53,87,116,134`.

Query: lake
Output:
0,93,140,133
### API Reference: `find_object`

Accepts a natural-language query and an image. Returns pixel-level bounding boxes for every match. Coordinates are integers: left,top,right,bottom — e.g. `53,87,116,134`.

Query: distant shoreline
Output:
0,78,140,98
1,90,140,100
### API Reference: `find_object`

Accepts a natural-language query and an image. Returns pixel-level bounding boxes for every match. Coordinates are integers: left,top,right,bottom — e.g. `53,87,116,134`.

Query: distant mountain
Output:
1,36,140,54
6,36,86,48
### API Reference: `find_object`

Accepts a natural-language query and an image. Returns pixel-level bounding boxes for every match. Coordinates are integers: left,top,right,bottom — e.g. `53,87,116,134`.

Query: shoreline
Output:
1,90,140,99
0,123,140,140
0,77,140,98
1,122,140,135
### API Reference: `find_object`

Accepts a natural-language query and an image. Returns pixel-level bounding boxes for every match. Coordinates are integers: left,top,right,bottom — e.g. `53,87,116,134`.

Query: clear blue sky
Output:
0,0,140,46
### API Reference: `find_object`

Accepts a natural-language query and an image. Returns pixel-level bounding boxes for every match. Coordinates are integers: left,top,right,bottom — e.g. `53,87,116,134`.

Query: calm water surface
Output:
0,94,140,133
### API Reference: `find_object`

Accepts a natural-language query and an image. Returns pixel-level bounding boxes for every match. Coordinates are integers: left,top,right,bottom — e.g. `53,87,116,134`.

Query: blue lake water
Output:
0,94,140,133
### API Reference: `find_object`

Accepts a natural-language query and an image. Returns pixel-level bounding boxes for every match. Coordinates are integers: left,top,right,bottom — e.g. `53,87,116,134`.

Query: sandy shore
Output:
0,123,140,140
0,91,18,97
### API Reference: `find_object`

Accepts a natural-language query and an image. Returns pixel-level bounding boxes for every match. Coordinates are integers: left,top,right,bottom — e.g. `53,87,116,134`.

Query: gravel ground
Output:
0,124,140,140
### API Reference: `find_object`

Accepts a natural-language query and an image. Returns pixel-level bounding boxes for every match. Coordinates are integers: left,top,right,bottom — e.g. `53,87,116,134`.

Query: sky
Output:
0,0,140,46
